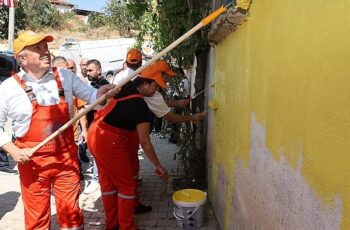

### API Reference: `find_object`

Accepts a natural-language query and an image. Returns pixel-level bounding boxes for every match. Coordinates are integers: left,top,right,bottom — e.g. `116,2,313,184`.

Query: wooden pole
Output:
29,5,228,154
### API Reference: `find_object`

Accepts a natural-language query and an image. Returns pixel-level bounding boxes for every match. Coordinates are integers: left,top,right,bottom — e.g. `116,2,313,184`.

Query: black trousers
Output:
0,150,9,168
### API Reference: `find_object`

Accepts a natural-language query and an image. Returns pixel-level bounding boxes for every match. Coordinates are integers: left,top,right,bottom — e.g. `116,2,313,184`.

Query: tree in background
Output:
125,0,210,67
105,0,139,36
24,0,64,30
0,0,26,40
0,0,71,39
88,11,107,28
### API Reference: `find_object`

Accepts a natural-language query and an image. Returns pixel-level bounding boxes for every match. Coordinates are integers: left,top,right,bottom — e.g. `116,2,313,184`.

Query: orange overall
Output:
13,68,83,230
88,94,142,230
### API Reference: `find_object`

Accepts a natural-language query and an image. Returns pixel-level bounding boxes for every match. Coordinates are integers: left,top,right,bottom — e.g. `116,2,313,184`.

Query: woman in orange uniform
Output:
87,68,169,230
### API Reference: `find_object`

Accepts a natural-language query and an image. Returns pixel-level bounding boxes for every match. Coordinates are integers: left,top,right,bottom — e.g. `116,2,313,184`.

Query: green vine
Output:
127,0,210,67
126,0,211,189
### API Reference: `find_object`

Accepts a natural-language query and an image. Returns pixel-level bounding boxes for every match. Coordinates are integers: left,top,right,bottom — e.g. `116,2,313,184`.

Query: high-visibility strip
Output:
117,193,135,200
101,190,117,196
60,224,84,230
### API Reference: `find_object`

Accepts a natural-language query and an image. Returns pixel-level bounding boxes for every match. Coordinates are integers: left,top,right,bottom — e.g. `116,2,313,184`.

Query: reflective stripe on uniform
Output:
60,224,84,230
117,193,135,200
101,190,117,196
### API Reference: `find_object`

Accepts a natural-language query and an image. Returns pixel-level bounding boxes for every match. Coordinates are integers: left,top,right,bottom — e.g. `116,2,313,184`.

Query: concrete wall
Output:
207,0,350,229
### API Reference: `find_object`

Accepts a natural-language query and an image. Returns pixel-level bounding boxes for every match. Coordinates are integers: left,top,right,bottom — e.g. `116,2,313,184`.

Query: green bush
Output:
88,12,107,28
25,0,64,30
105,0,139,36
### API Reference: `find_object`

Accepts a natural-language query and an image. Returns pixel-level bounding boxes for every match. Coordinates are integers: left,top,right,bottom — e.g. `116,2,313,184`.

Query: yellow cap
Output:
14,30,53,57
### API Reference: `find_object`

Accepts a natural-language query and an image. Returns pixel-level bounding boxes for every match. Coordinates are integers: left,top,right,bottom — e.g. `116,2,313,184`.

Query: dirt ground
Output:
0,25,135,54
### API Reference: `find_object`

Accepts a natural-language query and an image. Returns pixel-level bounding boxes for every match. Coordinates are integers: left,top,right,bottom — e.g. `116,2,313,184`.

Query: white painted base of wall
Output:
227,113,342,230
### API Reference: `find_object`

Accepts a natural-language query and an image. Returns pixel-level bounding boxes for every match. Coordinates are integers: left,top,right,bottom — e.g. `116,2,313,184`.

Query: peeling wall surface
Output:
208,0,350,229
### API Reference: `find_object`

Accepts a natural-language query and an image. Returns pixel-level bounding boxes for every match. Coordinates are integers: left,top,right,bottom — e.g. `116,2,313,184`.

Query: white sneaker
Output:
83,180,100,194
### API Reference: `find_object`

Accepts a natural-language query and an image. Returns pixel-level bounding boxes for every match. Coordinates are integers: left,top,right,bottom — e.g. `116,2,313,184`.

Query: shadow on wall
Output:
0,191,20,219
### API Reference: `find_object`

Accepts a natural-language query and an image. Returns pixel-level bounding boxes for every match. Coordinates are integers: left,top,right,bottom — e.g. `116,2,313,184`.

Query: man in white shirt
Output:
112,50,206,214
0,30,118,230
112,50,205,124
111,48,141,84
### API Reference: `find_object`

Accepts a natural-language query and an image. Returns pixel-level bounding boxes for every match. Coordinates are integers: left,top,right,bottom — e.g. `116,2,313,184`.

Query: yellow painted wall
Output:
210,0,350,228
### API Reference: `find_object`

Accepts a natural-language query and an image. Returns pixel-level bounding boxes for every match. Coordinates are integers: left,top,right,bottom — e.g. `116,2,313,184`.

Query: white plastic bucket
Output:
172,189,207,229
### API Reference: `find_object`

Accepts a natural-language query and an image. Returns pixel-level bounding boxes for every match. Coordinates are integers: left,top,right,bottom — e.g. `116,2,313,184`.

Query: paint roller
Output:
29,2,249,154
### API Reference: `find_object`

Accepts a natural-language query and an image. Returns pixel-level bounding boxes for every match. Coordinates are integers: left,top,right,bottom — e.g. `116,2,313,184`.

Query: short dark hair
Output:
116,77,155,98
86,59,101,71
52,56,67,66
133,76,155,87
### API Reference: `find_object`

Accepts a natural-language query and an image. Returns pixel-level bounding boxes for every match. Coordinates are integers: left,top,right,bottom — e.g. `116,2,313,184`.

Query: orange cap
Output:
126,48,142,64
151,60,176,76
140,66,167,89
14,30,53,57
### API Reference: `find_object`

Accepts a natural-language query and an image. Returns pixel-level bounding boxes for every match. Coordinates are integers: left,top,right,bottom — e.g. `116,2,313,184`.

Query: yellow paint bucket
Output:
172,189,207,229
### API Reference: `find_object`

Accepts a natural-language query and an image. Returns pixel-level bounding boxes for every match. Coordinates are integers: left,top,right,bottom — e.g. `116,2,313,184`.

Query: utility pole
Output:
7,0,15,51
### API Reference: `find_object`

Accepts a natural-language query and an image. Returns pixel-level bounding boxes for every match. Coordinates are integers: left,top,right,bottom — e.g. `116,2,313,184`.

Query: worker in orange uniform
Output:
113,57,206,214
87,68,169,230
0,30,119,230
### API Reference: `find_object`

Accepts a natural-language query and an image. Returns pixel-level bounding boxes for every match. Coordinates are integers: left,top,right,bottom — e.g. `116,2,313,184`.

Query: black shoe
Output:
0,167,18,174
135,203,152,214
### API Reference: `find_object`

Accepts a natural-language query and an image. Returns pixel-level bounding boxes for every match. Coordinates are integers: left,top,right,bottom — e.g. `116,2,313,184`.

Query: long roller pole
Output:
29,5,228,154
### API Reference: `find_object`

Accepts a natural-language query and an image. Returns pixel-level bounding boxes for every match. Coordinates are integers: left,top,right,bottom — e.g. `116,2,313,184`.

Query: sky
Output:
67,0,108,12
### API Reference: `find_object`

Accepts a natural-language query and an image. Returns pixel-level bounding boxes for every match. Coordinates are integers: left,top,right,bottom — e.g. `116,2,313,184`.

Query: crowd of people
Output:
0,30,206,230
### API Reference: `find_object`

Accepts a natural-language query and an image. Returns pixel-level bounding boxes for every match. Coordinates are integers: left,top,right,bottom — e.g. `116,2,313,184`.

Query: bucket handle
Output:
173,206,200,221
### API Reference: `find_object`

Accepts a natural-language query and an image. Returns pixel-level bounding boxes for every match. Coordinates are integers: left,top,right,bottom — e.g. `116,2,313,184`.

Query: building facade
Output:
207,0,350,229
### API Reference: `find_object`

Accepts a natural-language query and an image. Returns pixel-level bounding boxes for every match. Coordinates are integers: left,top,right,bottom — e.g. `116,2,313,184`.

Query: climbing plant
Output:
126,0,211,189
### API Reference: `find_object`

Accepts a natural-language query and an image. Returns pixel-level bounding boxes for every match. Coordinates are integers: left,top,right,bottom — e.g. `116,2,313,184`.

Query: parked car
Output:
0,50,19,84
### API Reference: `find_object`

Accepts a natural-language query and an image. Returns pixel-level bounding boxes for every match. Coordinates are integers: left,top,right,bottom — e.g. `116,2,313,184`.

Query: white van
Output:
59,38,136,79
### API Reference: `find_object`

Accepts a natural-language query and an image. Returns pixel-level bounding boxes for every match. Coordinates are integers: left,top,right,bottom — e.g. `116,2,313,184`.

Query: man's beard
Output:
88,75,95,81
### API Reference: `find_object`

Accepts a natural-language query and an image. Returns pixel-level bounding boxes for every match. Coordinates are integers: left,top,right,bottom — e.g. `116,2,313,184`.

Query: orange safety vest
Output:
13,67,76,153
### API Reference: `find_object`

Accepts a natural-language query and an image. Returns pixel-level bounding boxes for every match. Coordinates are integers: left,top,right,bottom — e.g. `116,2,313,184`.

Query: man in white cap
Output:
0,30,118,229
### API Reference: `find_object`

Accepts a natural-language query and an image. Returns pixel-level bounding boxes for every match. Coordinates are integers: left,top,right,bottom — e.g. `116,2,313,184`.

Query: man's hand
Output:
96,84,121,100
191,111,207,124
12,148,33,163
155,166,169,182
165,98,190,108
176,99,190,108
80,130,88,142
2,142,33,163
